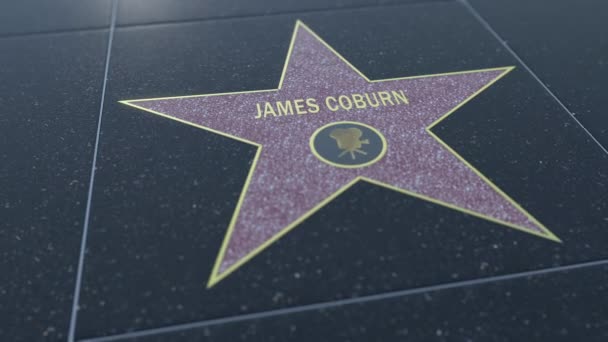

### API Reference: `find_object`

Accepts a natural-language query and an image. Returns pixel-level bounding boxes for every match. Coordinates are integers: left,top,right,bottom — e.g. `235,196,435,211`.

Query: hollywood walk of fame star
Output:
121,21,560,287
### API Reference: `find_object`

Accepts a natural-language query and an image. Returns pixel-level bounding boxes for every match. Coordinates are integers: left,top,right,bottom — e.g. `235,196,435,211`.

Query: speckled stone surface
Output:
132,263,608,342
2,0,608,341
73,2,608,340
0,31,108,341
469,0,608,148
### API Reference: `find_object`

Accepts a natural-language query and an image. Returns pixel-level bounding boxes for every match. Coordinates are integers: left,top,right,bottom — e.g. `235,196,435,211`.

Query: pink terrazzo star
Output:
122,21,559,287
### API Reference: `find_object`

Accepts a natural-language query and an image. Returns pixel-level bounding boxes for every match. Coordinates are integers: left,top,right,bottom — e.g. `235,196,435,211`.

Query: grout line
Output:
0,26,109,40
67,1,118,341
459,0,608,156
80,258,608,341
113,0,450,31
0,0,450,40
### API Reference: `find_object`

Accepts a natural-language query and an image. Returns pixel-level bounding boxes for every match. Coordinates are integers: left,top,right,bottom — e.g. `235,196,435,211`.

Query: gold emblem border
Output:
310,121,388,169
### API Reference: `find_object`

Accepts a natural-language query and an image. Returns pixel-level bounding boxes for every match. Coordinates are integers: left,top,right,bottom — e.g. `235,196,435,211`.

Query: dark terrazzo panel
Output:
0,31,108,341
74,1,608,339
468,0,608,147
132,264,608,342
0,0,111,36
115,0,449,26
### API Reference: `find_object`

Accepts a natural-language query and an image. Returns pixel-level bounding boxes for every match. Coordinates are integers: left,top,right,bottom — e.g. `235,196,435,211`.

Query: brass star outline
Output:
121,21,560,288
